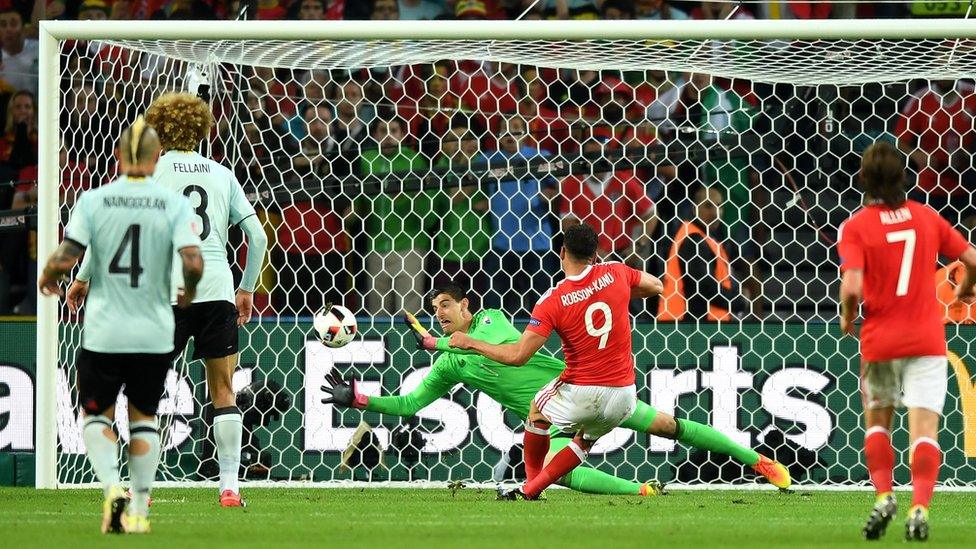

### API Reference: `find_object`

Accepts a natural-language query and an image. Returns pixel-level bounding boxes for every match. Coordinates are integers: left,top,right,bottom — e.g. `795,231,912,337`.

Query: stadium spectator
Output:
601,0,635,19
399,0,447,19
482,115,559,316
651,73,756,249
399,67,456,160
63,82,114,178
560,136,657,267
293,0,327,19
287,103,336,177
0,90,37,171
531,0,601,19
658,186,746,322
285,70,332,142
78,0,111,20
372,0,400,19
274,198,351,317
0,8,37,96
0,88,35,315
352,116,435,316
431,125,491,298
590,76,655,167
896,80,976,222
520,70,572,157
330,78,372,177
635,0,688,19
451,61,520,129
455,0,495,19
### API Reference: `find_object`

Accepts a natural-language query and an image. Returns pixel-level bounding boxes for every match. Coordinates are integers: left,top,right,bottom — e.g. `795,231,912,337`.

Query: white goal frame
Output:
35,18,976,489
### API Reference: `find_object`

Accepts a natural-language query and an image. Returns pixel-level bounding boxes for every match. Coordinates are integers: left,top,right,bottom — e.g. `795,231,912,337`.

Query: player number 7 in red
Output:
885,229,916,297
585,301,612,349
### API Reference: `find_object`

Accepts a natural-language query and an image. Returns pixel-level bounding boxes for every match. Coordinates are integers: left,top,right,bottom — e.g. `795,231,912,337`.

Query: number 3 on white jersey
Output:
885,229,916,296
585,301,612,349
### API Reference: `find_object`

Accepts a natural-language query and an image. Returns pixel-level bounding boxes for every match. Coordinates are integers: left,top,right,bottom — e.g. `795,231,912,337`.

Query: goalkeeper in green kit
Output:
321,282,791,494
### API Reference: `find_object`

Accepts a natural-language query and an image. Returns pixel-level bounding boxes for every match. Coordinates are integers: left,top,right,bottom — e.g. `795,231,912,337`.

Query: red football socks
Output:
910,437,941,509
522,420,550,482
864,427,894,496
523,440,586,499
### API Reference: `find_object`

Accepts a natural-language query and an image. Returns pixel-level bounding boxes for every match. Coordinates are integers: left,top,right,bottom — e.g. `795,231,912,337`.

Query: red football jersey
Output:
837,200,970,361
527,262,641,386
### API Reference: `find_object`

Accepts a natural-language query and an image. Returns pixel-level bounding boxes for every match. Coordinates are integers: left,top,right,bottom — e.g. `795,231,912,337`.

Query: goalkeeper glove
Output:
403,312,438,351
321,372,369,409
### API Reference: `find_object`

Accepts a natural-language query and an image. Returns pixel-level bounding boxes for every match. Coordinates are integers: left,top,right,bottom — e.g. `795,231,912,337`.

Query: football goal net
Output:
36,19,976,489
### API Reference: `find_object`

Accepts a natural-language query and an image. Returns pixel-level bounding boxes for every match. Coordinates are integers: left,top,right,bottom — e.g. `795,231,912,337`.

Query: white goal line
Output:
51,481,976,492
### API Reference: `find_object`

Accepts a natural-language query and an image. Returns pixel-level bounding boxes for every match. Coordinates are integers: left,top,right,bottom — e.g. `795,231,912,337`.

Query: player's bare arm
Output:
178,245,204,308
236,214,269,326
38,238,85,296
839,268,863,336
954,246,976,303
449,329,547,367
631,271,664,299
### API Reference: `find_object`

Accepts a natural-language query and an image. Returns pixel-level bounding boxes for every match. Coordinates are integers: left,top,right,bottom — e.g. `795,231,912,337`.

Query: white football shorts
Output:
533,379,637,441
861,355,948,414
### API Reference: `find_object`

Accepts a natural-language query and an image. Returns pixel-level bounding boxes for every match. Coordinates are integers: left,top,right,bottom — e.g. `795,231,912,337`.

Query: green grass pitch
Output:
1,487,974,547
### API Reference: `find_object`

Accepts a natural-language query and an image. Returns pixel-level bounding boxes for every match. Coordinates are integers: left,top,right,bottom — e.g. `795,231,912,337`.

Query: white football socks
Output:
213,407,243,494
127,419,160,517
82,415,120,498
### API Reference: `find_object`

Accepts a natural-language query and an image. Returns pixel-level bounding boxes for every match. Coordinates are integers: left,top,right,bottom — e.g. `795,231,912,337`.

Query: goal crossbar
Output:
37,19,976,41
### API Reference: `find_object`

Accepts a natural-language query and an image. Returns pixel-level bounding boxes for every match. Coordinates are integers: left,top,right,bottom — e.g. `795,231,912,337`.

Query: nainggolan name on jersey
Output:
102,196,168,210
560,272,615,307
879,207,912,225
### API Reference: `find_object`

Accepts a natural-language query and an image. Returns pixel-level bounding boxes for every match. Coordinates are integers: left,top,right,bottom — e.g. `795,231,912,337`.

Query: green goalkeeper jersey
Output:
366,309,565,419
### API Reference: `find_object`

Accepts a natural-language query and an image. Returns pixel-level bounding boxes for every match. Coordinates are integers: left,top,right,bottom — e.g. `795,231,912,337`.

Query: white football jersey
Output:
64,176,200,353
155,150,256,304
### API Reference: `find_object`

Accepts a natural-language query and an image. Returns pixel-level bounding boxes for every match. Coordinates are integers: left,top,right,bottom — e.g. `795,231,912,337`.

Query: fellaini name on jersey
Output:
172,162,212,174
102,196,167,210
560,272,615,307
879,207,912,225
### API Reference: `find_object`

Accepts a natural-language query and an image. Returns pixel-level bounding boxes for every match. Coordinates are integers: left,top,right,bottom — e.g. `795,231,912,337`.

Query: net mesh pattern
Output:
111,38,976,85
53,36,976,487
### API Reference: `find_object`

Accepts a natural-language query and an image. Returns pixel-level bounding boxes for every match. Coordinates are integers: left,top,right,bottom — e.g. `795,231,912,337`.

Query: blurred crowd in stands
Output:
0,0,973,323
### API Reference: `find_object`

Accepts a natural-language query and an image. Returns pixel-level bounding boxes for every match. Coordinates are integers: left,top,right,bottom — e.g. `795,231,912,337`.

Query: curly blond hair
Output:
145,92,214,151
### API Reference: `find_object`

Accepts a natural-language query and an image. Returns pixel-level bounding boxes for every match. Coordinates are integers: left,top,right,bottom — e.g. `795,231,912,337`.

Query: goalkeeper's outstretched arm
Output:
321,357,456,415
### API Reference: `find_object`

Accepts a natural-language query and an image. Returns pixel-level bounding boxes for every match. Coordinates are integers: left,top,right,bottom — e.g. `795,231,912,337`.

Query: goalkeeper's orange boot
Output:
639,480,665,496
753,454,792,490
220,489,246,508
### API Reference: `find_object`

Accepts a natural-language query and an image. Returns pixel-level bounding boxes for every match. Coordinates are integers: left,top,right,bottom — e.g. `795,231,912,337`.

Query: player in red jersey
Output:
838,141,976,541
449,223,663,500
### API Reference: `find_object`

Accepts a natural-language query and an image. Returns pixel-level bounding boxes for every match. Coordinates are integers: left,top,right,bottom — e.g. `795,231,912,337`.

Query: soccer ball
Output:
313,304,358,348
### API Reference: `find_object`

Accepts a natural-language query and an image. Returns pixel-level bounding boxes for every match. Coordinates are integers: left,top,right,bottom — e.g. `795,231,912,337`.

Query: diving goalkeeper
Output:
321,282,791,494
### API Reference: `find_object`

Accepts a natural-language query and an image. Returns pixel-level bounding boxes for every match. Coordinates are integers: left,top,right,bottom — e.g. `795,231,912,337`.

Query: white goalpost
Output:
36,19,976,490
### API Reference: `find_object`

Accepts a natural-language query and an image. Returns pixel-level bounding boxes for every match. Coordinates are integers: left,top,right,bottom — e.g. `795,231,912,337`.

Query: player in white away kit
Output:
450,223,663,500
40,118,203,534
70,93,268,507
